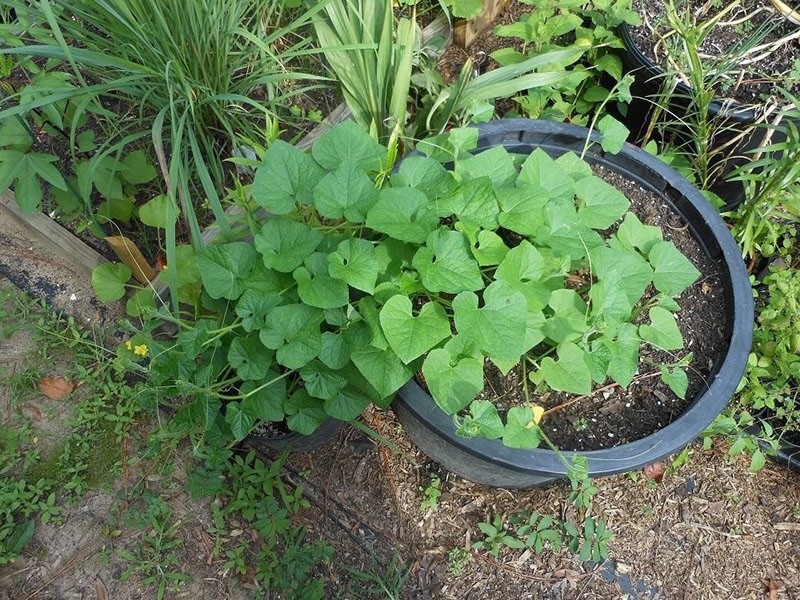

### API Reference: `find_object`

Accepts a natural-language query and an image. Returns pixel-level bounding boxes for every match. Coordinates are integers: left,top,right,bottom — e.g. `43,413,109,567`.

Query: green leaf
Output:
660,364,688,398
325,386,371,420
138,194,175,229
615,212,662,254
285,390,327,435
351,345,413,399
85,155,125,201
639,307,684,350
0,150,64,212
555,152,594,181
366,187,439,244
456,400,504,439
543,201,603,260
392,156,459,201
422,347,484,414
259,304,324,369
97,196,134,223
126,287,156,317
228,334,273,381
589,279,635,322
294,253,349,309
255,217,322,273
436,176,499,230
453,281,528,362
599,323,640,387
241,374,286,422
597,115,630,154
252,140,324,214
449,0,482,18
497,186,550,236
543,289,588,344
749,448,766,473
236,289,282,332
518,148,575,203
412,229,484,294
318,332,350,370
120,149,157,184
503,406,543,449
300,361,348,400
457,146,517,187
464,228,510,266
197,242,257,300
590,243,653,306
328,238,379,293
92,262,131,301
575,176,630,229
380,295,451,364
535,342,593,394
595,53,623,80
648,241,700,297
225,402,258,441
6,519,35,557
496,241,560,312
313,161,378,223
0,118,33,151
312,120,385,171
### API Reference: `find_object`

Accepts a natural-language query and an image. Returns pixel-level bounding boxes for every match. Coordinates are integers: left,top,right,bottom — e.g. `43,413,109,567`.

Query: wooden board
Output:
0,191,124,326
454,0,508,49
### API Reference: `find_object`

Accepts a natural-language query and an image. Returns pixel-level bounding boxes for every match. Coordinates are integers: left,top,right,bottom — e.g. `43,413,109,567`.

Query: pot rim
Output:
395,118,754,479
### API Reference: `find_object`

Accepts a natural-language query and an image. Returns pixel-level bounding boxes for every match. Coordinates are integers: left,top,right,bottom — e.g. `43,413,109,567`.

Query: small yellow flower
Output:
525,405,545,429
125,339,133,350
133,344,149,357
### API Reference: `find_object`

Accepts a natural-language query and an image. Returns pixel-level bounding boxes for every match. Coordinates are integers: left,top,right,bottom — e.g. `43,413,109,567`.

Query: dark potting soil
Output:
628,0,800,106
469,165,728,452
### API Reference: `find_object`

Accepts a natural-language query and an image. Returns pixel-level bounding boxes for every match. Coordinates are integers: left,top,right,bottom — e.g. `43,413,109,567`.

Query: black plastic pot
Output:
616,23,798,208
393,118,754,489
245,418,345,453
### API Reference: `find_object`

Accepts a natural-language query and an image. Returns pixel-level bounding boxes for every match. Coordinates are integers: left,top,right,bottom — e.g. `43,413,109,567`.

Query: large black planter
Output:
616,23,799,208
393,119,753,489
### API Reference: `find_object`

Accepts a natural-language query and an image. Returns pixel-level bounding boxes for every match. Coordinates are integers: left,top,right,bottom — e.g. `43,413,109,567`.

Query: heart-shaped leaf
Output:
535,341,593,394
197,242,257,300
639,306,684,350
649,241,700,297
452,281,528,363
240,373,286,422
380,295,451,364
255,217,322,273
92,263,131,301
456,400,504,439
252,140,324,213
228,334,273,381
503,406,543,449
412,229,484,294
313,161,378,223
328,238,380,293
294,253,349,309
422,347,484,414
350,345,413,399
365,187,439,244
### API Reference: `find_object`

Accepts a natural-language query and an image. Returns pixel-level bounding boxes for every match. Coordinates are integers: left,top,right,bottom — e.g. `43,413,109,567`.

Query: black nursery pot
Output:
392,118,754,489
616,23,798,208
245,418,344,454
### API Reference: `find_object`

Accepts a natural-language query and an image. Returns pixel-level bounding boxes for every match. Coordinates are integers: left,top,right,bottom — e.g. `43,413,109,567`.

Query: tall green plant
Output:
0,0,326,241
310,0,418,142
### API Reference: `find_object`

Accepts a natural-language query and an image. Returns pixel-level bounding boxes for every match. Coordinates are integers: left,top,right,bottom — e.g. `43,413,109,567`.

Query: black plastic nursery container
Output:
616,23,799,208
393,119,754,489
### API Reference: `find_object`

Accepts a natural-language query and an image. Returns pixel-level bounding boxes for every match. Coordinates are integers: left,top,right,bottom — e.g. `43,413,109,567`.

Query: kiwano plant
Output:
117,120,699,448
